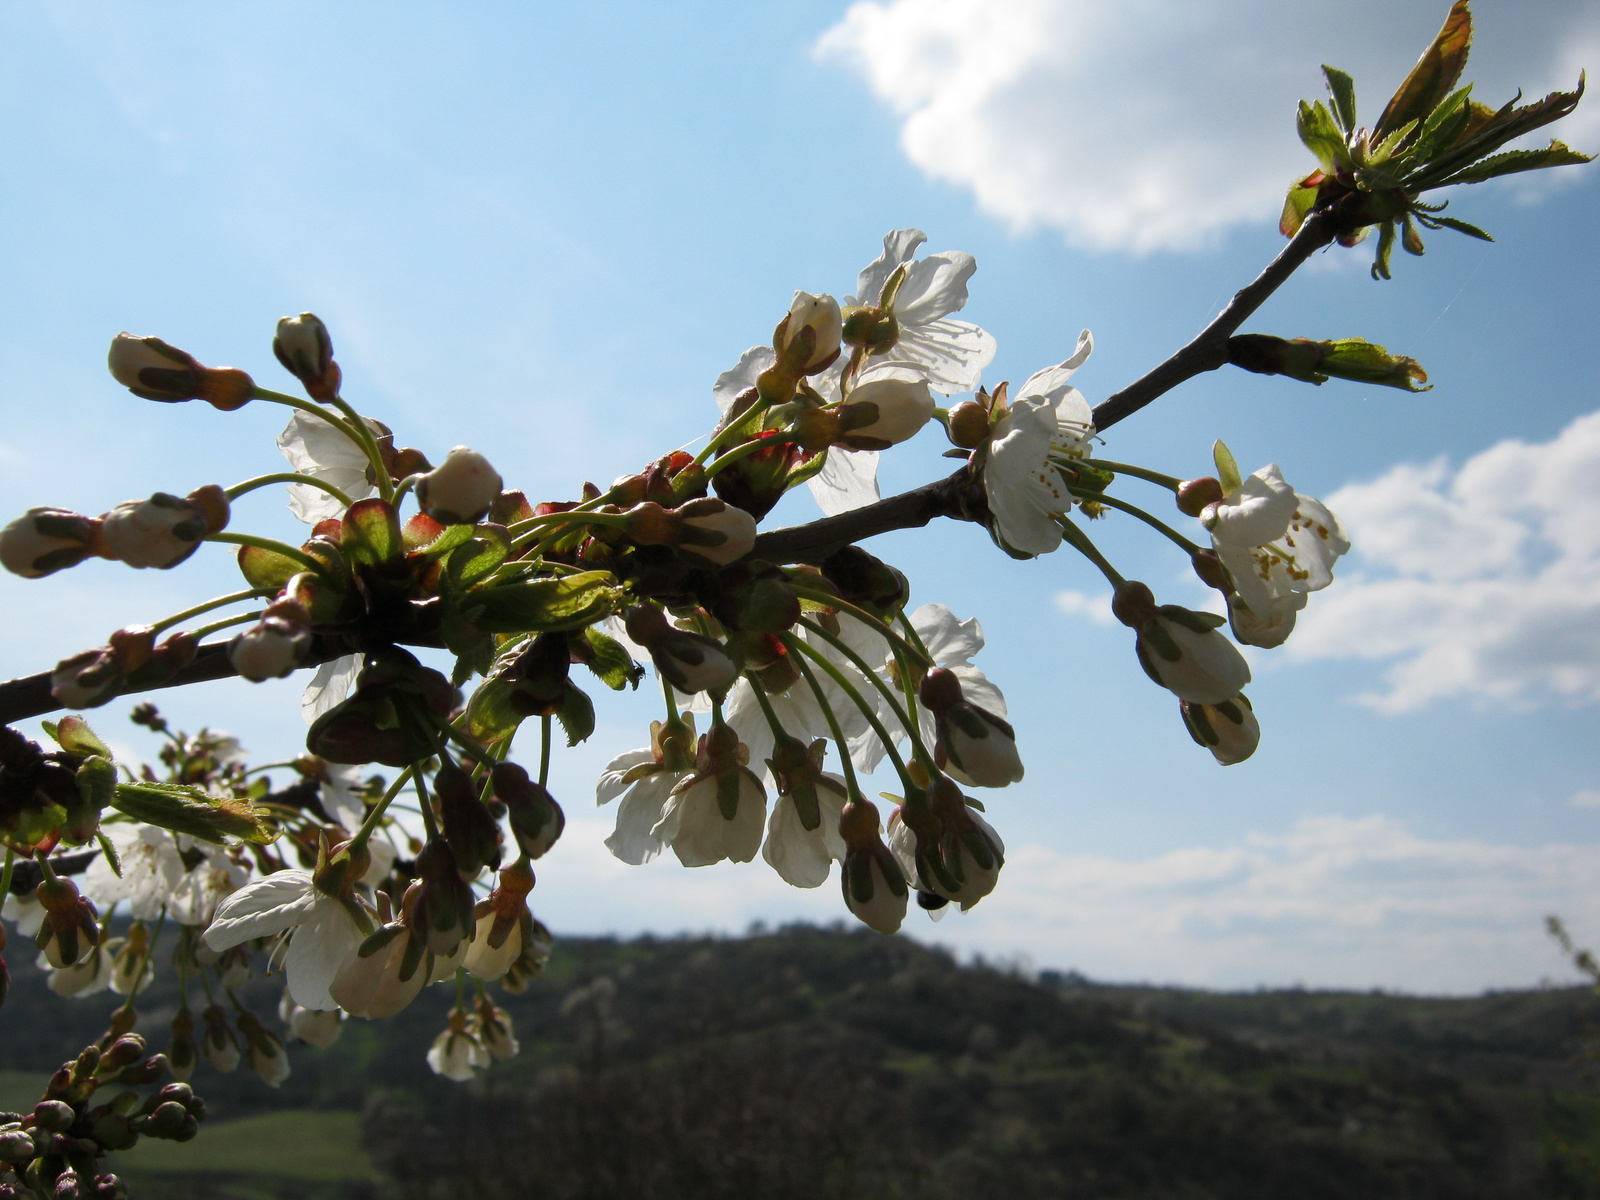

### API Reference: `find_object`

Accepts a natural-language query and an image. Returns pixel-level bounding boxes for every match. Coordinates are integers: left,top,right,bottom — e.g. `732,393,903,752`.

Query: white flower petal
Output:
808,447,881,516
204,871,317,950
854,228,929,308
276,411,379,524
302,655,361,725
713,346,776,414
283,898,364,1011
596,748,654,806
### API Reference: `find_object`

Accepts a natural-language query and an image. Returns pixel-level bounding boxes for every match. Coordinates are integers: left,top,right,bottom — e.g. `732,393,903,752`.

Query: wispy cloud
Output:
536,814,1597,992
815,0,1597,252
1054,588,1115,624
1289,408,1600,712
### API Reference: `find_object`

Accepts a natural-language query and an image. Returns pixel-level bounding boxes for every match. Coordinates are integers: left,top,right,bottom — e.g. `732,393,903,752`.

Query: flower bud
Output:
415,447,503,526
472,998,519,1061
491,764,564,860
0,509,100,579
279,992,343,1048
624,605,739,695
945,399,990,449
708,434,806,522
837,799,908,935
888,777,1005,912
1176,477,1225,518
228,597,312,682
678,500,757,566
1132,605,1252,705
433,759,504,878
774,291,843,376
50,626,156,710
165,1009,197,1082
107,333,254,411
820,546,908,617
331,916,431,1019
234,1011,289,1088
272,313,341,401
100,493,214,570
464,860,536,982
409,838,475,957
33,877,100,969
1180,694,1260,765
199,1005,240,1073
837,369,934,449
920,668,1025,788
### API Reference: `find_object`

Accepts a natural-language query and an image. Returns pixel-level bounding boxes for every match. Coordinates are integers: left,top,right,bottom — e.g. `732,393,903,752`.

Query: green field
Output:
113,1109,378,1183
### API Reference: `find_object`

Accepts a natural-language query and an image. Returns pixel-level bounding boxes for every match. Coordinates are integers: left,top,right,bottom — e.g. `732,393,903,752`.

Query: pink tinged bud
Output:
493,763,564,859
100,493,209,569
1,509,98,578
679,501,757,566
1176,477,1224,518
415,447,503,526
1180,695,1260,766
229,598,312,682
464,910,524,982
838,371,934,448
776,291,844,375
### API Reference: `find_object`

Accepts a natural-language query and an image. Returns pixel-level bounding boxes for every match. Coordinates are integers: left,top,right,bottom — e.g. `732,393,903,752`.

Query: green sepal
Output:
340,498,403,567
1279,173,1322,238
51,715,112,759
555,684,595,747
782,446,829,492
75,756,118,813
417,523,477,560
461,571,619,634
112,782,277,845
582,627,644,691
1158,605,1227,634
1424,214,1493,242
1370,220,1397,280
445,527,512,591
1295,100,1349,176
1211,440,1242,495
1319,338,1430,392
463,676,525,746
236,543,301,591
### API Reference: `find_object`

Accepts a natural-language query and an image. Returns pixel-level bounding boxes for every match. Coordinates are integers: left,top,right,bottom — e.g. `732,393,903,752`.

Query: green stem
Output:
787,585,929,666
1057,518,1126,588
508,510,630,557
250,388,366,444
116,909,166,1015
793,617,936,775
539,715,552,789
788,653,865,801
188,611,263,641
204,532,328,575
1081,459,1184,491
392,473,424,505
35,852,57,880
224,472,357,509
782,631,915,788
0,847,14,902
351,766,415,850
1073,489,1204,556
703,437,776,478
324,394,395,502
150,589,272,637
412,761,439,841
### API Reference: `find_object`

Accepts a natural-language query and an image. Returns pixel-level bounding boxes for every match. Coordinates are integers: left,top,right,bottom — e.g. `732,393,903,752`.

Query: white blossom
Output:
654,771,767,868
302,654,361,725
983,330,1095,557
205,870,367,1011
761,775,848,888
276,410,383,524
427,1018,488,1082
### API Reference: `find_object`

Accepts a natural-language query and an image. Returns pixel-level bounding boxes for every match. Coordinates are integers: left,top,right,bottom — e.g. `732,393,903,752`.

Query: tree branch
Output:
0,207,1349,725
1091,208,1341,431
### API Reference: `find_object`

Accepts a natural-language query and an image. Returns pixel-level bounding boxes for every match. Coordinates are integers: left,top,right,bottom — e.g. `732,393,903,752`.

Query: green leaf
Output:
95,829,123,878
1430,214,1494,242
1279,174,1322,237
1322,65,1357,134
75,755,118,812
1409,85,1473,162
1374,0,1472,141
340,498,403,566
112,782,277,845
462,571,619,634
446,526,512,591
1401,214,1426,256
51,715,112,759
1430,141,1594,187
1318,338,1431,392
1212,441,1242,495
1371,220,1397,280
556,684,596,747
1365,118,1418,168
1411,79,1590,189
583,627,644,691
418,523,477,560
1295,100,1348,175
236,542,301,591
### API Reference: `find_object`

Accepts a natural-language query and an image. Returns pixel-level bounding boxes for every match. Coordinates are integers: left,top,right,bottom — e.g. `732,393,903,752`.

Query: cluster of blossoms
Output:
0,17,1588,1186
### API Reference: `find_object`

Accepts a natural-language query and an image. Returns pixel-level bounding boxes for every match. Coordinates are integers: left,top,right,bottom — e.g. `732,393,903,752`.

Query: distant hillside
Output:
5,926,1600,1199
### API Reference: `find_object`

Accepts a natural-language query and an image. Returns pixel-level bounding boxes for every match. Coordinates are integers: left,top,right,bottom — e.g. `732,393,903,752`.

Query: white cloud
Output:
537,814,1599,991
1573,788,1600,808
1054,588,1115,624
815,0,1598,252
1288,408,1600,712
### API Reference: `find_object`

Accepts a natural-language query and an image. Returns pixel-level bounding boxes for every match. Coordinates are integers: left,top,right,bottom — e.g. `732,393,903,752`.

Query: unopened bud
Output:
0,509,99,579
229,597,312,682
946,399,990,449
415,447,503,526
272,313,340,401
774,291,843,376
107,333,254,411
678,500,756,566
1176,477,1225,518
100,493,212,570
838,370,934,449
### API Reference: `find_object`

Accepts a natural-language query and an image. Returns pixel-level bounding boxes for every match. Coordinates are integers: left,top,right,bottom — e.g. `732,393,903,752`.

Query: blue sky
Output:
2,0,1597,991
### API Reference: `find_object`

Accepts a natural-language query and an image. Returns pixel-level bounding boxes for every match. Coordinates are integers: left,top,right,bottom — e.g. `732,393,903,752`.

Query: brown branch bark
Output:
0,208,1347,726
